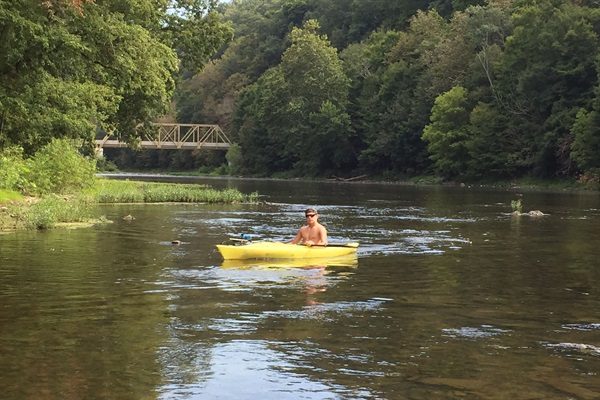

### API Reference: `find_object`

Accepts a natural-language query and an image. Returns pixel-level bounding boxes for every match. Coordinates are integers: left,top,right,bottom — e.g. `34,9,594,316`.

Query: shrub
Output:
23,195,95,229
225,143,243,175
24,139,97,196
0,146,29,191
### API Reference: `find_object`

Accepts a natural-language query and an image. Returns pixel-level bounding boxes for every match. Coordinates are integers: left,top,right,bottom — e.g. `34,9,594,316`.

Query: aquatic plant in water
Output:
511,198,522,214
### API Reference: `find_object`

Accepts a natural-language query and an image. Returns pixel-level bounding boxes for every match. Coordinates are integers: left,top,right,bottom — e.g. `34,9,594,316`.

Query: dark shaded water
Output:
1,177,599,399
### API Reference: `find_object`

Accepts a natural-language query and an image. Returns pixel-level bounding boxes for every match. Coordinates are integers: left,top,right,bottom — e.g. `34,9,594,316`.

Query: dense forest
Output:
2,0,600,183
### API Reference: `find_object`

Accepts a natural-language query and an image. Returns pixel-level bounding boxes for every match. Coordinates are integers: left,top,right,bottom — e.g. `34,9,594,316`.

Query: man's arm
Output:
289,229,303,244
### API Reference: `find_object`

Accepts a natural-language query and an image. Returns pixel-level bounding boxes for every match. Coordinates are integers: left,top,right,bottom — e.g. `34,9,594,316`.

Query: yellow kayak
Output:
216,241,359,260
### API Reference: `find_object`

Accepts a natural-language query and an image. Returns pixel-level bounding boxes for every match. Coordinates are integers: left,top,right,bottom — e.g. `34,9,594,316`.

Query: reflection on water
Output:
159,339,378,400
1,179,599,399
220,254,359,269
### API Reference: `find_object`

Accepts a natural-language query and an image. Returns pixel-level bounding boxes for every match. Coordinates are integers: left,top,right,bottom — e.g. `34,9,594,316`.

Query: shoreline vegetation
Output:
1,138,597,232
103,169,600,192
0,139,259,232
0,180,259,231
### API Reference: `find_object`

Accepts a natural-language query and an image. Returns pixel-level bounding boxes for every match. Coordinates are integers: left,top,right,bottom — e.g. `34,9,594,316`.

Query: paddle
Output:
226,234,254,244
304,242,359,248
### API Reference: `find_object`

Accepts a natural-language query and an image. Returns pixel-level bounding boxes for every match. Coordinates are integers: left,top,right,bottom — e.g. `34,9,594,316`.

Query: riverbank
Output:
100,171,600,192
0,179,259,231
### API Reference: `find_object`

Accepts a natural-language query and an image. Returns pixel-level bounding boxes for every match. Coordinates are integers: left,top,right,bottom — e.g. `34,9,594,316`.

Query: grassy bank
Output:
1,195,104,230
1,179,259,231
0,140,258,231
89,179,258,204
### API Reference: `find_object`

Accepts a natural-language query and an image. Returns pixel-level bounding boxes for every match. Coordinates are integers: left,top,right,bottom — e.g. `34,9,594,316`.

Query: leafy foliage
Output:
23,195,95,230
24,139,97,196
1,139,96,196
494,0,599,176
571,108,600,173
234,19,352,176
0,146,29,192
0,0,232,153
422,86,471,178
4,0,600,183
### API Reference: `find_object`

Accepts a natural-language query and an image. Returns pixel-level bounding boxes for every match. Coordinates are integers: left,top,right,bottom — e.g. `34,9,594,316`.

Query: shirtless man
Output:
289,208,328,246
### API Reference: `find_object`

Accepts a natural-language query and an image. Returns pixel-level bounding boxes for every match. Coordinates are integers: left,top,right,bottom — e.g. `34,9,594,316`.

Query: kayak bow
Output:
216,241,359,260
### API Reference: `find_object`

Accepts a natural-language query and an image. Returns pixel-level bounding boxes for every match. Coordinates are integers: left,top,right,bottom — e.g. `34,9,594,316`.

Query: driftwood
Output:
328,174,368,182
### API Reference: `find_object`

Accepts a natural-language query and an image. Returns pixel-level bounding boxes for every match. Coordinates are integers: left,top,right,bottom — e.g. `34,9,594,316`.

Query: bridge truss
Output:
96,123,232,151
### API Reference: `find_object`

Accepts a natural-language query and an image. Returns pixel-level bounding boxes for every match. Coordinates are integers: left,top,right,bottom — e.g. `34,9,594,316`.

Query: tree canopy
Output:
4,0,600,183
189,0,600,181
0,0,232,154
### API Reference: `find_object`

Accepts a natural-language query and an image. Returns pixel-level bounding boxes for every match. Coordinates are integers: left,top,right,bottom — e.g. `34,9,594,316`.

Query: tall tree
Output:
422,85,471,178
570,56,600,177
0,0,232,153
235,19,352,176
494,0,599,177
353,11,451,176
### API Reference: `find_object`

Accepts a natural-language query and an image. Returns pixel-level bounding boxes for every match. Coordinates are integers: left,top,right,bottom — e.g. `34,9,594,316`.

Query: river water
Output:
1,176,598,399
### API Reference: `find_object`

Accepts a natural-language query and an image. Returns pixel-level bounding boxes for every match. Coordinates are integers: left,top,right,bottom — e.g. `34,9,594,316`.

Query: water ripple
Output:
543,342,600,356
442,325,510,339
561,323,600,331
264,299,388,322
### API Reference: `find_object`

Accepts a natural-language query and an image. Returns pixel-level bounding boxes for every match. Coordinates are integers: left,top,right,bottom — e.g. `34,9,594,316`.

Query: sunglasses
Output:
305,214,317,218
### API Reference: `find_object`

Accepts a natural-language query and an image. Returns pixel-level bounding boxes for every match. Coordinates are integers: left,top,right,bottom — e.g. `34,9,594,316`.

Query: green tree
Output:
494,0,599,177
570,56,600,176
278,20,351,172
466,102,516,178
352,12,449,176
312,0,438,49
570,107,600,175
0,0,232,154
422,86,471,178
463,4,512,98
235,67,292,175
225,143,244,174
235,19,352,176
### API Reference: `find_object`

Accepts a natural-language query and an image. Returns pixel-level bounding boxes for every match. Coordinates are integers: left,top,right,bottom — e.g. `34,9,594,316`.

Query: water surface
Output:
1,178,598,399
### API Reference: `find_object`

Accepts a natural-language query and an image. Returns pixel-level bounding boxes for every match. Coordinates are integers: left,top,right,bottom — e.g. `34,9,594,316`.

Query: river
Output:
1,176,598,399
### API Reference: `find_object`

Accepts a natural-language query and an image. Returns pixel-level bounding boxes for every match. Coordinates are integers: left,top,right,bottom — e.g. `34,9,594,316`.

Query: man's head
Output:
305,208,318,221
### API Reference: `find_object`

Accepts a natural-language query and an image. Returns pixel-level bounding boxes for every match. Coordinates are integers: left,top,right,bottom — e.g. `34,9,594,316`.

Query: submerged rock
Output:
528,210,545,217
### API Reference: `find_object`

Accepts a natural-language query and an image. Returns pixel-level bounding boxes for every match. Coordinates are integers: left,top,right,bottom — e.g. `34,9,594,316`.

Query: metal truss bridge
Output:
95,123,232,152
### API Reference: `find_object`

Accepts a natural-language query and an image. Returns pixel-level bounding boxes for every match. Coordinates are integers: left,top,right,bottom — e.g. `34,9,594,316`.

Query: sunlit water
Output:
1,177,598,399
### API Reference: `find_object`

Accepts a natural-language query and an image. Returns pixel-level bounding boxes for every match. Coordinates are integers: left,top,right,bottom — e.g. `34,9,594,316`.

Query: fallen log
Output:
347,174,368,181
328,174,368,182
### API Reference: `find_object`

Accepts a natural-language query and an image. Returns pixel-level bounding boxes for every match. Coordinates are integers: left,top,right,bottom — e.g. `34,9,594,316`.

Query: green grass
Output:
0,189,23,204
90,179,258,203
1,179,259,231
22,195,98,230
1,195,101,230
